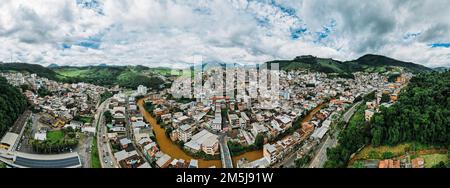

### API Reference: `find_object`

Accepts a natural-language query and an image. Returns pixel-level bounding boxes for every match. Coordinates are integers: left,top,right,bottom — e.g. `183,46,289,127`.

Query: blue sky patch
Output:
61,43,72,49
75,33,103,49
314,20,336,43
290,27,307,39
76,0,104,15
430,43,450,48
270,0,296,16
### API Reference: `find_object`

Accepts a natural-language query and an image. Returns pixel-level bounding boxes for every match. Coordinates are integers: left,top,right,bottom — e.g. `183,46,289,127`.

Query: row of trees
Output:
31,139,79,154
0,77,28,137
324,71,450,167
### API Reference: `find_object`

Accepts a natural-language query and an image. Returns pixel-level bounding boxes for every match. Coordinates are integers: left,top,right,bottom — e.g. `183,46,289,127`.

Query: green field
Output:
52,66,166,90
75,116,94,124
55,68,90,77
353,143,411,160
91,110,101,168
47,130,65,143
420,154,448,168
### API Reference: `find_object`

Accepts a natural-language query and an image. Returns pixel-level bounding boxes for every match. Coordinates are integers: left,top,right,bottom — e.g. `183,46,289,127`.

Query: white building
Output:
34,132,47,141
263,143,278,165
177,124,193,143
184,130,219,155
137,85,148,96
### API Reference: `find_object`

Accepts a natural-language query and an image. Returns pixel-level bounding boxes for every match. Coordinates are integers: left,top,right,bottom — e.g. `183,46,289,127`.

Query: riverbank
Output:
137,98,263,168
137,98,328,168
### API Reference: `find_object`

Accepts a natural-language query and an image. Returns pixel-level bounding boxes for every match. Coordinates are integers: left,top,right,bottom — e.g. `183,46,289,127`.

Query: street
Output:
95,98,119,168
308,101,362,168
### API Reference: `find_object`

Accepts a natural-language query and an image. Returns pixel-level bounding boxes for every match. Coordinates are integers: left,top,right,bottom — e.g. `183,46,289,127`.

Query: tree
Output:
295,155,312,168
380,93,390,103
431,161,447,168
0,77,28,138
103,111,113,124
352,161,365,168
100,91,113,103
382,152,394,159
323,160,339,168
165,127,173,137
37,87,52,97
20,84,31,91
254,133,264,149
368,150,380,159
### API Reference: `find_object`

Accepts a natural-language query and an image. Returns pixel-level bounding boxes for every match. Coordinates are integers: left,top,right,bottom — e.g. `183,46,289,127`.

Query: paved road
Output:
95,98,118,168
343,101,362,123
308,133,338,168
219,135,233,168
308,101,362,168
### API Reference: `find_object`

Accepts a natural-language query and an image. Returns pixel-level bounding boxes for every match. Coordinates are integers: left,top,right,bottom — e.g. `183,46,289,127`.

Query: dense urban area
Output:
0,55,449,168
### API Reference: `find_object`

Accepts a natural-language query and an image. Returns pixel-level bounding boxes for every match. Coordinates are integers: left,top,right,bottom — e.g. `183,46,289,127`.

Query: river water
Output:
137,98,325,168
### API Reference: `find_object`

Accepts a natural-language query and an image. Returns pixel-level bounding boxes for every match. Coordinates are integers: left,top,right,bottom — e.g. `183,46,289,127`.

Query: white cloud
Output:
0,0,449,68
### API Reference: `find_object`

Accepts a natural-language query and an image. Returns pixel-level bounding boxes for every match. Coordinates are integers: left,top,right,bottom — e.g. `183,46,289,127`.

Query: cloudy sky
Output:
0,0,449,68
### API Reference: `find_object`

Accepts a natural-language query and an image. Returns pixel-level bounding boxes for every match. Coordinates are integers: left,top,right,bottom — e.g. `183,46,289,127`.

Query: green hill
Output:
0,63,59,80
0,63,167,90
433,67,450,72
53,66,166,89
265,54,432,75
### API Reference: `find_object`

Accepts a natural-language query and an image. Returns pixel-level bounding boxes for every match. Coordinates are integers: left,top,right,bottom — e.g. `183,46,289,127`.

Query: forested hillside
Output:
265,54,432,75
0,77,28,137
324,71,450,168
0,63,166,90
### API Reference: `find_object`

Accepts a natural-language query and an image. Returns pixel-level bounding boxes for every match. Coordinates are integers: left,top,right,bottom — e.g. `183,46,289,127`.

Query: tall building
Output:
137,85,148,95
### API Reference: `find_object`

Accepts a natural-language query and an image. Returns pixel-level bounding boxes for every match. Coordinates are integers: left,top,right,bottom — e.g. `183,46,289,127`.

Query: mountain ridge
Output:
264,54,432,75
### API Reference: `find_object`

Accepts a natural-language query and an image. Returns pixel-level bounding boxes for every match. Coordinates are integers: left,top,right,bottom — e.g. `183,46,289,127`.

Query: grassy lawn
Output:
420,154,448,168
47,130,65,143
78,116,94,124
353,143,411,160
55,69,90,77
91,137,101,168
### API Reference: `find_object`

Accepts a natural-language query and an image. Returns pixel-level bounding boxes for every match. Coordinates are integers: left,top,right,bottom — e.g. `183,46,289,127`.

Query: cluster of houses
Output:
106,86,200,168
361,156,425,168
364,73,412,122
261,70,406,166
2,72,107,139
103,89,152,168
146,68,400,167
